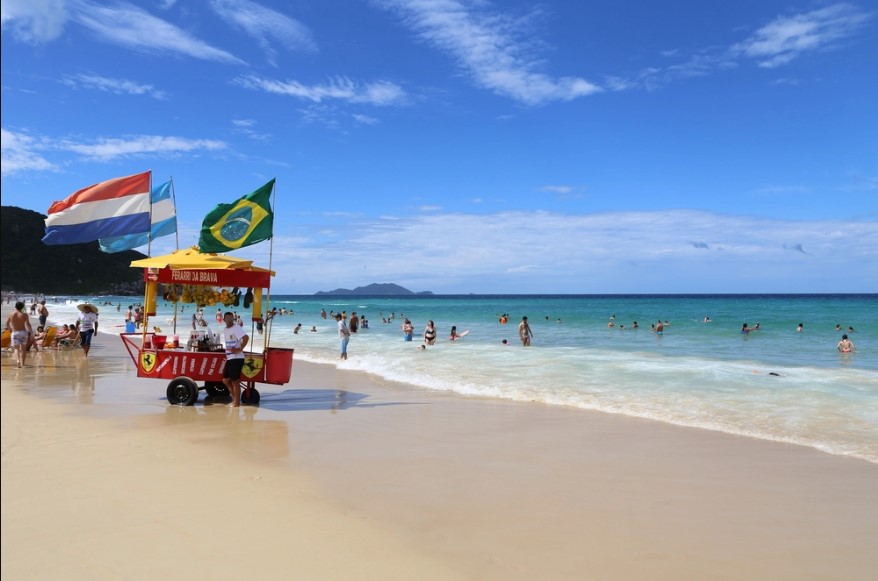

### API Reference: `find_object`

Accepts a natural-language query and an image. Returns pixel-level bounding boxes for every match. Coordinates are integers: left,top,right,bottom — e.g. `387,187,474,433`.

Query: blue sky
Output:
2,0,876,294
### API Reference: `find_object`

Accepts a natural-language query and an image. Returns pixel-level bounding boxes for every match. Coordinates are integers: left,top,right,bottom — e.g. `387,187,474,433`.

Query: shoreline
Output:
2,310,878,579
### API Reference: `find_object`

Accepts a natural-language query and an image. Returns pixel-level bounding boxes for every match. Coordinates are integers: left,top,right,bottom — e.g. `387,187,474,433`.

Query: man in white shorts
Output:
6,301,34,368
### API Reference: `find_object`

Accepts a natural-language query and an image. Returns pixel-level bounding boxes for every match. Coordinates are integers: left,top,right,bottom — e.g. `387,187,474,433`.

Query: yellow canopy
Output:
130,247,259,271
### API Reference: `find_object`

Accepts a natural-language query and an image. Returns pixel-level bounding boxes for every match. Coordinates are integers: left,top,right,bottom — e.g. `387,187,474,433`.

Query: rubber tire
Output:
167,377,199,406
204,381,229,398
241,387,260,406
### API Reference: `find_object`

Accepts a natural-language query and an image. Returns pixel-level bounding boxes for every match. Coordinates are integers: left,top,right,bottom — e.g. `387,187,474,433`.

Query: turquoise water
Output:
46,294,878,463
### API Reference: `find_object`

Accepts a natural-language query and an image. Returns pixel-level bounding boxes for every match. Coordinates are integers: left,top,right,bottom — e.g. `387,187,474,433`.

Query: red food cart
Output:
120,248,292,405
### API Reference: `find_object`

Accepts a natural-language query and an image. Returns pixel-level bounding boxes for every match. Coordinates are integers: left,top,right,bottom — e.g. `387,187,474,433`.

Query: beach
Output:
2,307,877,580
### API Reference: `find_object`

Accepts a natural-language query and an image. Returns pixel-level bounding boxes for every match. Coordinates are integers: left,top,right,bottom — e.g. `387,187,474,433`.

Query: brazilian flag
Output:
198,179,274,253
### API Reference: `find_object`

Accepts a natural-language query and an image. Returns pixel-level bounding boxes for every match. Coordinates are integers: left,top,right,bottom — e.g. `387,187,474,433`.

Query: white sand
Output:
2,320,877,580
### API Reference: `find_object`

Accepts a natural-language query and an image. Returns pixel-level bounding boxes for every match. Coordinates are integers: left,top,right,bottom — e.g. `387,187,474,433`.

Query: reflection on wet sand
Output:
157,403,292,461
73,358,94,404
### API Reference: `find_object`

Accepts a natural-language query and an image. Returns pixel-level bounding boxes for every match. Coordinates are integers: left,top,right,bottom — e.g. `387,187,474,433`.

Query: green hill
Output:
315,283,433,296
0,206,147,295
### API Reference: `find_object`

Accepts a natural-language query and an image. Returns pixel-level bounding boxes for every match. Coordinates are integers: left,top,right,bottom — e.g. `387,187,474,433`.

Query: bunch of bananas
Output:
161,284,181,303
179,285,240,308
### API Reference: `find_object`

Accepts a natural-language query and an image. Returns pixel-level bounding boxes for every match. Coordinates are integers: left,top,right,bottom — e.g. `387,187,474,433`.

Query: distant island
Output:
314,283,433,296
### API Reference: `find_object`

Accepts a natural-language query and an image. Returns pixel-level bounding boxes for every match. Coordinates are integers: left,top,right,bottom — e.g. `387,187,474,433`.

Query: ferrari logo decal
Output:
242,355,264,379
140,352,157,373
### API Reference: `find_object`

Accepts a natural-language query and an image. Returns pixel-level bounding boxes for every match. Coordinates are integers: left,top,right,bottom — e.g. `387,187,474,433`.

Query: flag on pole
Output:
42,171,151,245
99,180,178,253
198,179,275,253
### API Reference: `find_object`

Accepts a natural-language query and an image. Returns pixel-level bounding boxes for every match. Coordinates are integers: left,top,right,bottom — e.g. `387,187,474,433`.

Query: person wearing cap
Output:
77,303,99,357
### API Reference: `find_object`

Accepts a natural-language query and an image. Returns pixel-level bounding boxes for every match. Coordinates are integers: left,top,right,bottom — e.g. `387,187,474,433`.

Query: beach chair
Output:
39,326,59,350
58,331,81,350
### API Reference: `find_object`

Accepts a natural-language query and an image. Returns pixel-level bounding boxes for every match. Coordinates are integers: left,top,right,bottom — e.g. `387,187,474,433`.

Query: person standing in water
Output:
336,313,350,360
38,300,49,328
423,320,437,345
401,318,414,341
518,316,533,346
837,334,854,353
349,312,359,334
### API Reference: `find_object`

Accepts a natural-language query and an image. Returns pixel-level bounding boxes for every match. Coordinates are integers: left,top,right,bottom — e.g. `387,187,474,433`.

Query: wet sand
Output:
2,312,877,580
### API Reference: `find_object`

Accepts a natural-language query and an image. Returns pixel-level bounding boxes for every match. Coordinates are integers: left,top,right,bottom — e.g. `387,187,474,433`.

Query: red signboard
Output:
136,349,267,382
142,267,271,288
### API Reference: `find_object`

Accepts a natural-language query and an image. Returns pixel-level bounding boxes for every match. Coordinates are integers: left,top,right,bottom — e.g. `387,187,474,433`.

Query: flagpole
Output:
264,180,276,352
142,170,153,344
170,177,179,336
146,170,153,258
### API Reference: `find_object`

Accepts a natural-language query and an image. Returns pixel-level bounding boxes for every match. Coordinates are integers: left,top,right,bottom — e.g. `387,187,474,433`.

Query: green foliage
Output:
0,206,147,295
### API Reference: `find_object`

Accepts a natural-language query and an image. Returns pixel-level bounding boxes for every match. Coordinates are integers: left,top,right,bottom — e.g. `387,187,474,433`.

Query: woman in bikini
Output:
423,320,437,345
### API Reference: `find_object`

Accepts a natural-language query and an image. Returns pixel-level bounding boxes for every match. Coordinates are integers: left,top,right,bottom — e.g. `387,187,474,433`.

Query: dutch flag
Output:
42,171,152,246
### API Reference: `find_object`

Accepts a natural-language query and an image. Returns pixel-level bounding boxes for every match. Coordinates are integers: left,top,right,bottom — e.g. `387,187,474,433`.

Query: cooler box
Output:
264,347,294,384
125,322,136,333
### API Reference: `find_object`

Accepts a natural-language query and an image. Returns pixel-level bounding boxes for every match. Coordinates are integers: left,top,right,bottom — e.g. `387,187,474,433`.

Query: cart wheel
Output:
204,381,229,398
241,386,260,406
167,377,199,406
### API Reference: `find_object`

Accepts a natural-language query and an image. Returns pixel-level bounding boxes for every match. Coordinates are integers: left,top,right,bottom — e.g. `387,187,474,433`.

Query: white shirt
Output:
79,311,98,332
223,324,248,360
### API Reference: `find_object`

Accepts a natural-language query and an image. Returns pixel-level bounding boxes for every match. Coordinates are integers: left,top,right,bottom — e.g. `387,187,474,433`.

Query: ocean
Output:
38,293,878,464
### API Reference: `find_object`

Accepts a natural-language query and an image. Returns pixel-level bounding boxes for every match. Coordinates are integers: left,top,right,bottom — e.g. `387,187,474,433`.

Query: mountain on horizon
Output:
314,283,433,296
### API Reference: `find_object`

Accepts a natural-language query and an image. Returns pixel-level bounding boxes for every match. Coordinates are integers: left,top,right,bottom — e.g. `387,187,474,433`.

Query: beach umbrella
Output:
129,247,257,270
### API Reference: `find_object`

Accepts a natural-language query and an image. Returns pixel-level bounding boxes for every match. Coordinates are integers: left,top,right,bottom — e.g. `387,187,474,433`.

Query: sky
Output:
1,0,876,294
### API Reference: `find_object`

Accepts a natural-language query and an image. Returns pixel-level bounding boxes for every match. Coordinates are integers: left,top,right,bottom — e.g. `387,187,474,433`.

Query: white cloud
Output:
374,0,601,105
71,0,243,64
235,75,407,106
208,0,316,65
0,128,228,169
352,114,380,125
0,0,69,43
57,135,228,161
227,209,878,294
611,3,871,91
231,118,272,142
540,185,573,194
732,3,872,68
62,74,169,100
0,128,58,176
